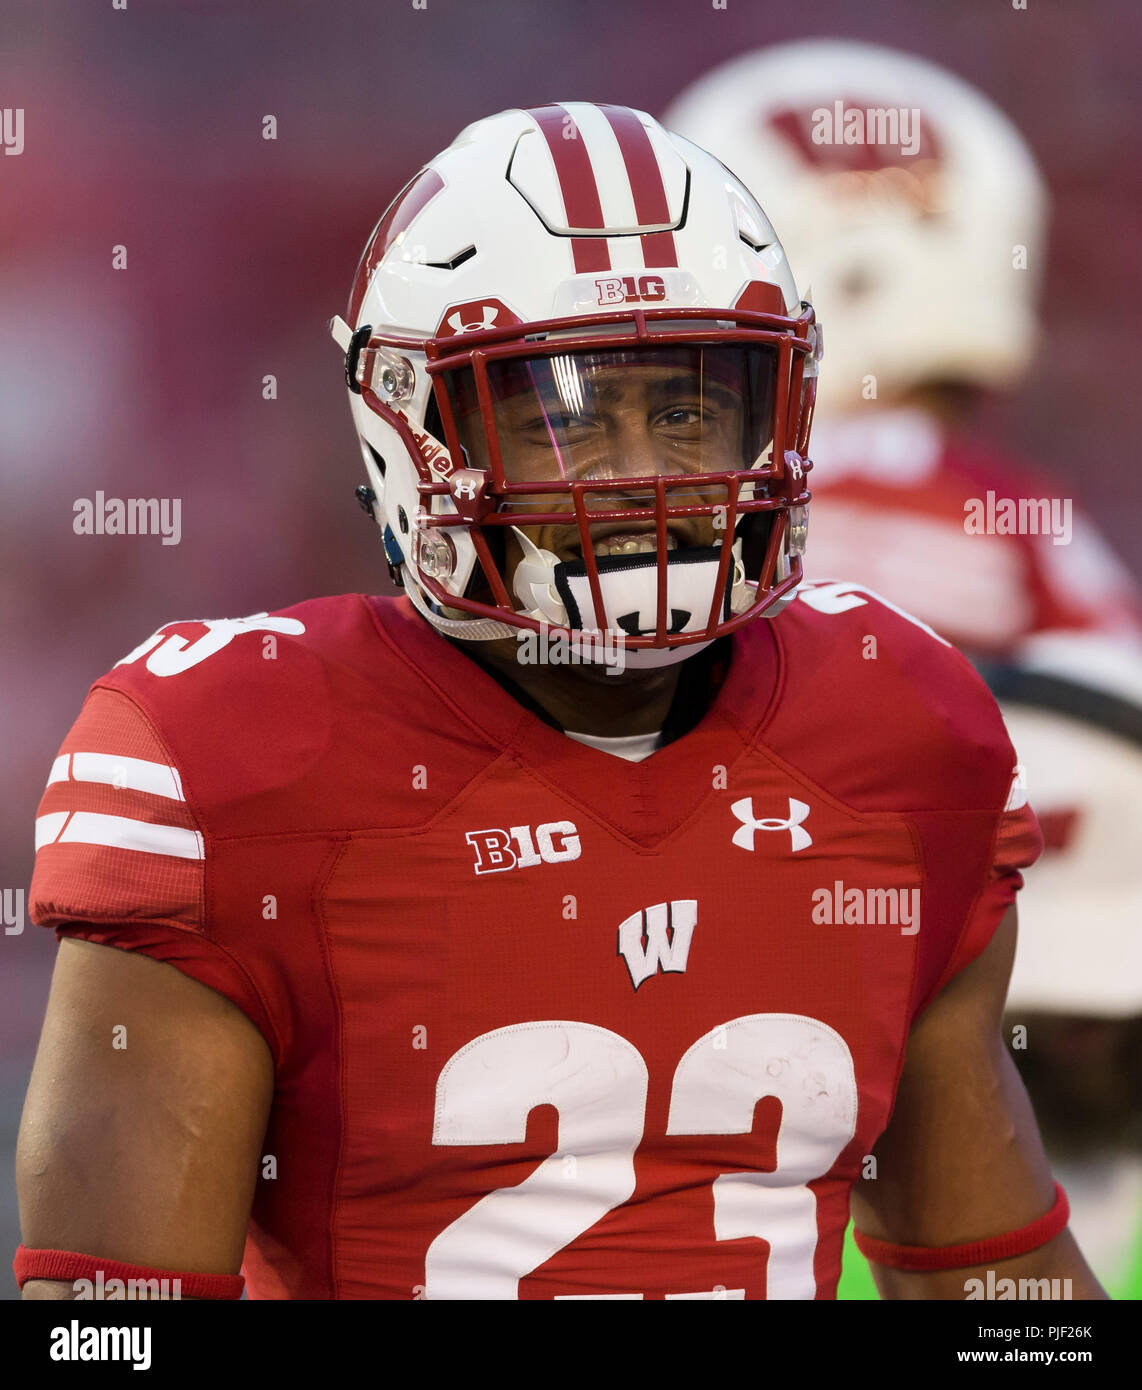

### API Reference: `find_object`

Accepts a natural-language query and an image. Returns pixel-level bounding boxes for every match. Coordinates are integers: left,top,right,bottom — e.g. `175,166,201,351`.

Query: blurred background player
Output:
988,686,1142,1298
664,37,1142,1299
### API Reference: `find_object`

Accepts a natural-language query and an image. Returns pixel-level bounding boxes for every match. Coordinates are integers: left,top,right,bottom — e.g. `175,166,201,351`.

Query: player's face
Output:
444,346,776,573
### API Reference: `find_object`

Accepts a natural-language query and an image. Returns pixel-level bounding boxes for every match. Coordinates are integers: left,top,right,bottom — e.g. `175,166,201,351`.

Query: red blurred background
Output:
1,0,1140,1292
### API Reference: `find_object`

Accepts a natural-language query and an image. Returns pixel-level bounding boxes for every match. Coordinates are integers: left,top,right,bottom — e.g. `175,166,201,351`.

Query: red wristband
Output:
853,1182,1070,1272
13,1245,244,1300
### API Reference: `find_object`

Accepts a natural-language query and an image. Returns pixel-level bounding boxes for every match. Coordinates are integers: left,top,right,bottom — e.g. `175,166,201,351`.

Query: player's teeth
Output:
593,534,678,557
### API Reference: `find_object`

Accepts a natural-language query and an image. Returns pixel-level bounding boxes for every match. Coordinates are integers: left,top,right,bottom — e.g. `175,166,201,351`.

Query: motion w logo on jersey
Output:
466,821,581,875
617,900,697,990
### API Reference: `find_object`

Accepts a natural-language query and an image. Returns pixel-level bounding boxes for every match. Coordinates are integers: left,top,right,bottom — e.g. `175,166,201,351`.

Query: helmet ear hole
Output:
365,443,387,478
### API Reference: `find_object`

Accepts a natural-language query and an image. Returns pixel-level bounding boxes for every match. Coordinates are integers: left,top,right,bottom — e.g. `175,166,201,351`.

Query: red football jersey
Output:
806,409,1142,657
30,586,1040,1299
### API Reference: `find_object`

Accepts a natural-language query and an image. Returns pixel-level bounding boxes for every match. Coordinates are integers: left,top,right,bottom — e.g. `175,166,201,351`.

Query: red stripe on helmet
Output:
598,104,678,268
568,236,611,272
526,104,611,273
347,168,446,326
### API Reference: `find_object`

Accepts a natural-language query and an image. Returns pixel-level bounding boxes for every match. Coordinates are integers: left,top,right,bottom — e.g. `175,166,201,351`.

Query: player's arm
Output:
849,903,1106,1300
16,936,273,1300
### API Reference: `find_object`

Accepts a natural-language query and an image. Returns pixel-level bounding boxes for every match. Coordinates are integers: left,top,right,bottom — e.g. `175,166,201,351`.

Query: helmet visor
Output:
441,343,778,500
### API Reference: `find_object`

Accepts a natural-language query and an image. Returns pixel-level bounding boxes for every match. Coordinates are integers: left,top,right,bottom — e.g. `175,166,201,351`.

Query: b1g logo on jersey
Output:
466,821,581,875
594,273,666,306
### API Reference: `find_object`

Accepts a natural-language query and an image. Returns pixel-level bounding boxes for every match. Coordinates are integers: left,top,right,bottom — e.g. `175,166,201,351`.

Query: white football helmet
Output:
332,103,820,665
663,40,1048,412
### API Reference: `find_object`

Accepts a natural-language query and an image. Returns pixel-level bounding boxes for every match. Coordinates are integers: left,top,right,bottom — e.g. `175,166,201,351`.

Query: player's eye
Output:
655,404,712,431
523,411,594,438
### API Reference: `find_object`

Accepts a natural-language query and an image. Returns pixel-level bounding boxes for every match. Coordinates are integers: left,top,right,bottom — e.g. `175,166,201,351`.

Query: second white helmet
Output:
663,40,1048,412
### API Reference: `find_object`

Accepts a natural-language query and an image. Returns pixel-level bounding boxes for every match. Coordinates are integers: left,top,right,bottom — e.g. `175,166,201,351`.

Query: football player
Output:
993,682,1142,1299
664,40,1142,1298
662,39,1142,666
16,103,1103,1300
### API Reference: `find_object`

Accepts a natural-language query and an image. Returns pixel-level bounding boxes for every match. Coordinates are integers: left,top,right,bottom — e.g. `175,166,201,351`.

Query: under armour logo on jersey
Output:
730,797,813,853
617,900,697,990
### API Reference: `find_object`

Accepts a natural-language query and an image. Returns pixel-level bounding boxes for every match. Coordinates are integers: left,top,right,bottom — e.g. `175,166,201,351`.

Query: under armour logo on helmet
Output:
446,305,500,335
730,796,812,853
447,468,493,521
435,297,522,339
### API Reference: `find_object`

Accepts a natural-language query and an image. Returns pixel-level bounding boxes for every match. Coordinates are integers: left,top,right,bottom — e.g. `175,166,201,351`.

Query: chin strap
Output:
404,570,519,641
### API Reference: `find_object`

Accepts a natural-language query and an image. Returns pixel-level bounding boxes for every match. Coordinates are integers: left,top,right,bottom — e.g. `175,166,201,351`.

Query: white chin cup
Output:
411,526,793,660
512,523,753,623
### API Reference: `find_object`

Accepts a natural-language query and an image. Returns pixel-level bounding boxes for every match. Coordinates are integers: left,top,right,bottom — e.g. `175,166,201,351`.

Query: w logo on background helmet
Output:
730,796,813,853
435,298,523,338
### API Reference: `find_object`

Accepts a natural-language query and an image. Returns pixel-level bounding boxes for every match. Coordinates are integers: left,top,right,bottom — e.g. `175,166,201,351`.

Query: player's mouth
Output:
562,523,693,563
591,530,679,558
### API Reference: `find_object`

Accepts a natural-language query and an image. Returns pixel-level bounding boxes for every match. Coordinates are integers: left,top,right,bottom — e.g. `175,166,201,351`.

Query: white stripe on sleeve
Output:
52,812,204,860
50,752,186,801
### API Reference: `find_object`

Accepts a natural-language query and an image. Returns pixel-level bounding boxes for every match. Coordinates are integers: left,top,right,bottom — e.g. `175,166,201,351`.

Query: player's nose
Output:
586,417,683,482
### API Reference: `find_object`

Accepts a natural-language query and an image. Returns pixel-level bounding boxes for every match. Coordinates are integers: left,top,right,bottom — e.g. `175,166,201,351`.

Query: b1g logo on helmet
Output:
466,821,580,875
594,274,666,306
435,298,523,338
